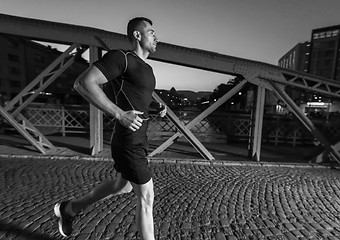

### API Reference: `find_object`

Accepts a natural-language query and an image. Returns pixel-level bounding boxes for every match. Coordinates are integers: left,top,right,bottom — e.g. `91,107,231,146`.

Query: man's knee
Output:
141,188,154,206
133,179,154,207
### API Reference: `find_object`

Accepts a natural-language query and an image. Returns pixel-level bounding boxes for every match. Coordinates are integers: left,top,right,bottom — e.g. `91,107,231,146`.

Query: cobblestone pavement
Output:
1,157,340,240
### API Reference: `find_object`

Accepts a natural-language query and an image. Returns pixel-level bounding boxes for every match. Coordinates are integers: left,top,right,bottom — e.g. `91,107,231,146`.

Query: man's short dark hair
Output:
127,17,153,43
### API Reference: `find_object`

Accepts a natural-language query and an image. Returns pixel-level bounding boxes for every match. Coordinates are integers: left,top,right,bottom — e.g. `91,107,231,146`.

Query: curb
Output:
0,153,335,169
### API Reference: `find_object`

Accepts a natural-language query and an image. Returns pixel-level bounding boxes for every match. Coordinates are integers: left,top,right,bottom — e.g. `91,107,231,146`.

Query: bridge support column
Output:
89,46,103,156
249,85,265,161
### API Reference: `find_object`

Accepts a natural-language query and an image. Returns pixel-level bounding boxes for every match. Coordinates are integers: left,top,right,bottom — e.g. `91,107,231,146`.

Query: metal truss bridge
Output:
0,13,340,163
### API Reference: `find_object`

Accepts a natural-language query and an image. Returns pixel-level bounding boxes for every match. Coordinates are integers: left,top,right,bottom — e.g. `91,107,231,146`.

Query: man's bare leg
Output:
69,173,133,214
131,178,155,240
55,173,132,237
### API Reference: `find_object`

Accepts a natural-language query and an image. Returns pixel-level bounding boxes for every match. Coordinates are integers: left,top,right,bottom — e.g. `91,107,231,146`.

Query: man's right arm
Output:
74,65,143,131
74,65,123,119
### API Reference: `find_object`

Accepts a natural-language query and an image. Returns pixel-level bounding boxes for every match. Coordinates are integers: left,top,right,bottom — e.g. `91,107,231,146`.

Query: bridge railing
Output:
4,104,337,146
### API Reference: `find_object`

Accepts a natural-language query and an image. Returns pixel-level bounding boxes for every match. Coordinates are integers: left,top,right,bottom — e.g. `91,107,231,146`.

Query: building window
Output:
9,80,21,88
9,40,19,48
34,54,44,63
34,67,44,75
8,54,19,62
9,67,21,75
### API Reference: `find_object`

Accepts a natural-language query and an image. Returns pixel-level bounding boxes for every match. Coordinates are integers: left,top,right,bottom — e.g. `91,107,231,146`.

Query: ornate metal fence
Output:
16,104,340,146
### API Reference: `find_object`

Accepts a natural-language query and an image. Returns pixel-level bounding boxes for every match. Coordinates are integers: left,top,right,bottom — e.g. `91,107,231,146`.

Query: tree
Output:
209,76,249,112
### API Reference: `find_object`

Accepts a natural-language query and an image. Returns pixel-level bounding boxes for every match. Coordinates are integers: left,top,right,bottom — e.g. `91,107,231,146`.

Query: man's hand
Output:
158,104,167,117
117,110,144,131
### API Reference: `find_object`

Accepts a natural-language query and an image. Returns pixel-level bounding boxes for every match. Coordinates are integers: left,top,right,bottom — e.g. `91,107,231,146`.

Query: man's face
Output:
138,21,159,53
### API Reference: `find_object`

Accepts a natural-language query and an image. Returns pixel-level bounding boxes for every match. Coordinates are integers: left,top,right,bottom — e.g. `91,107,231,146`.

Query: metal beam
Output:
268,81,340,164
152,92,215,160
0,106,54,153
149,79,248,157
278,71,340,98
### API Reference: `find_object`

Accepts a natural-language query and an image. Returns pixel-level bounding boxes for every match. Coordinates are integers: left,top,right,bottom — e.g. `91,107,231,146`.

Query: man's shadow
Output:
0,221,61,240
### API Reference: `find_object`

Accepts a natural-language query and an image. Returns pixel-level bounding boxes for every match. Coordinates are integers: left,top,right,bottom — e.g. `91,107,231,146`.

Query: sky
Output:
1,0,340,92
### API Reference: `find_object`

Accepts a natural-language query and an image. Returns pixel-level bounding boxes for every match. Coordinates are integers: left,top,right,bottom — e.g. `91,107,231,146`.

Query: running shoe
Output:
54,201,73,237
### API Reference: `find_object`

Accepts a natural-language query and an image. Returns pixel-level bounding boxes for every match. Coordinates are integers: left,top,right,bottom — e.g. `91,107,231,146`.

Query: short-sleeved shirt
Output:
94,50,156,146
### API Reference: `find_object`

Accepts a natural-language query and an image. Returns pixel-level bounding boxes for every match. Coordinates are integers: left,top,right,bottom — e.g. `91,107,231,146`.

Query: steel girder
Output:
1,12,339,99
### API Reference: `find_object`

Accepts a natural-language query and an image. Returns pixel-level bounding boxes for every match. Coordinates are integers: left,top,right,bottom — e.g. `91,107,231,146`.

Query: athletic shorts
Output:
111,142,152,185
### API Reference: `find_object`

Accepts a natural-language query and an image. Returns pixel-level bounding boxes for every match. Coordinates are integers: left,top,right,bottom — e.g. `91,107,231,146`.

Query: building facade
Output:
278,41,310,72
309,25,340,80
279,25,340,80
0,34,88,106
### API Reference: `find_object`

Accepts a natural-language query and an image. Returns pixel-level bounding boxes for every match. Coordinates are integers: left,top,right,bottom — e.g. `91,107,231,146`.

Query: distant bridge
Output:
0,13,339,163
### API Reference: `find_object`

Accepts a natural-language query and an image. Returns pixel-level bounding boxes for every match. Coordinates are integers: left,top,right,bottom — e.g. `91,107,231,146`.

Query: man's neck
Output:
133,47,149,62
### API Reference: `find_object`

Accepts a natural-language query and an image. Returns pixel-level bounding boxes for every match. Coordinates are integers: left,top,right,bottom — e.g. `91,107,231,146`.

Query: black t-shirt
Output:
93,50,156,145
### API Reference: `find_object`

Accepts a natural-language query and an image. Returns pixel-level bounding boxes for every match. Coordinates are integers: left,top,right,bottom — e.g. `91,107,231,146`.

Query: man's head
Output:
127,17,159,54
127,17,153,43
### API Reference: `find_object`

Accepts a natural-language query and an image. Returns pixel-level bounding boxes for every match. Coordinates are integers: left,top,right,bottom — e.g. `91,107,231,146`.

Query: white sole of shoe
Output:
54,203,68,237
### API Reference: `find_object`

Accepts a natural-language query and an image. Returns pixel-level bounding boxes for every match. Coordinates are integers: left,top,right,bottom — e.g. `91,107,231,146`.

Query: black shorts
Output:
111,142,152,185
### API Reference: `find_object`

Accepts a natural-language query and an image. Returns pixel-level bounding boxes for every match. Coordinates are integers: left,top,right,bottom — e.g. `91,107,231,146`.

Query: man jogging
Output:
54,17,166,240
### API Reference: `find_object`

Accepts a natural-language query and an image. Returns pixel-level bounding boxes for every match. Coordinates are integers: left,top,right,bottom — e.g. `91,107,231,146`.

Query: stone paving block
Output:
242,228,252,236
260,228,273,237
283,222,296,231
310,222,324,230
159,221,171,235
328,236,340,240
332,229,340,237
220,218,230,228
292,229,304,238
269,227,283,236
317,228,333,237
111,234,125,240
320,221,335,230
263,219,275,228
283,231,298,240
215,231,227,240
226,235,237,240
180,221,191,230
300,228,316,238
124,231,137,240
292,221,304,230
303,222,318,233
304,216,315,223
